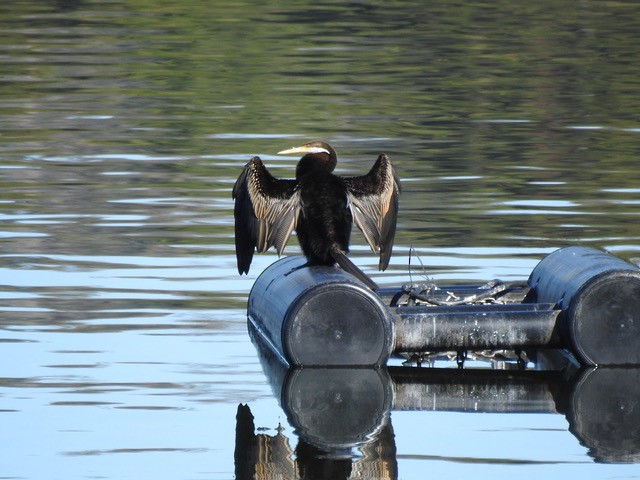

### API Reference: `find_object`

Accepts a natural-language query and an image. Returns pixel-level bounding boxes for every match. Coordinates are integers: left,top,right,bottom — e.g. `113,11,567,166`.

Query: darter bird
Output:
232,141,400,289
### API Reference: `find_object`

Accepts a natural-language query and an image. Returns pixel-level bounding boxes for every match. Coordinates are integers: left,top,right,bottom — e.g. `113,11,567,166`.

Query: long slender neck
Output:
295,152,337,179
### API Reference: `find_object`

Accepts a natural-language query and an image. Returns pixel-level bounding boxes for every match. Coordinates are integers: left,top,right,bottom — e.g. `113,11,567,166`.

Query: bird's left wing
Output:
232,156,300,274
343,154,400,271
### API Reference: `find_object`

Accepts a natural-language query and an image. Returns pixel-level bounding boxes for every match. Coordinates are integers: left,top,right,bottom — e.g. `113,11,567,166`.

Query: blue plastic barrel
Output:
528,246,640,366
247,256,394,367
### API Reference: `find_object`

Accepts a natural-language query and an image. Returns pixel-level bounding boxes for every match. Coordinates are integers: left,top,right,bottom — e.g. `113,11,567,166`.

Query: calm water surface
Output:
1,1,640,479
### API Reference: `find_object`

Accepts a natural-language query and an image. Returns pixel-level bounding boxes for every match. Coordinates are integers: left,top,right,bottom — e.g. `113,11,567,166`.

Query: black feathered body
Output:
296,171,352,266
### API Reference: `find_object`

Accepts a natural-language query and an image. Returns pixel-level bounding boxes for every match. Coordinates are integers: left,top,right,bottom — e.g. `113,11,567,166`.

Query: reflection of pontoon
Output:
235,349,640,479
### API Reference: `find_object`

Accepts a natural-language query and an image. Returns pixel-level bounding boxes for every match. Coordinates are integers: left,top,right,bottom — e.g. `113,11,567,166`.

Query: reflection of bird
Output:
232,141,400,289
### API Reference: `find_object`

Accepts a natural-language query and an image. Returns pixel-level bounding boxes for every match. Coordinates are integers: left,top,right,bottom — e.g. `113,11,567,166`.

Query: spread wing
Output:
343,153,400,271
232,156,300,274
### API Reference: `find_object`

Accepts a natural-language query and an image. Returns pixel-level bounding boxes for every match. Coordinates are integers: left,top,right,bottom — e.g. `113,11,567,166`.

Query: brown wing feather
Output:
232,157,299,274
344,154,400,271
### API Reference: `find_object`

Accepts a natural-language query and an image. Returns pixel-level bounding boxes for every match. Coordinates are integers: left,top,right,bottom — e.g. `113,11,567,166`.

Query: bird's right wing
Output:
232,156,300,274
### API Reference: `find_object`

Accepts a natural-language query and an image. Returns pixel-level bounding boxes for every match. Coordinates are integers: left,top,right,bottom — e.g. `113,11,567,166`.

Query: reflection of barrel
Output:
529,246,640,366
248,256,394,367
565,368,640,463
247,247,640,367
284,368,392,452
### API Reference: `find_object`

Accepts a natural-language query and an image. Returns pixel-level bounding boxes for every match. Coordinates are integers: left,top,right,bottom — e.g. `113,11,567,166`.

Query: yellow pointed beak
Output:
277,146,309,155
278,145,329,155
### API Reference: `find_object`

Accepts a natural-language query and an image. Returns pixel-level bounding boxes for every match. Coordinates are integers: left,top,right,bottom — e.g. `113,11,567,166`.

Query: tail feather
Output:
331,248,380,290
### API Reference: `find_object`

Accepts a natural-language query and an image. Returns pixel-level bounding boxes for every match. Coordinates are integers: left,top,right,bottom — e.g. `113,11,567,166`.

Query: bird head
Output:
278,141,337,176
